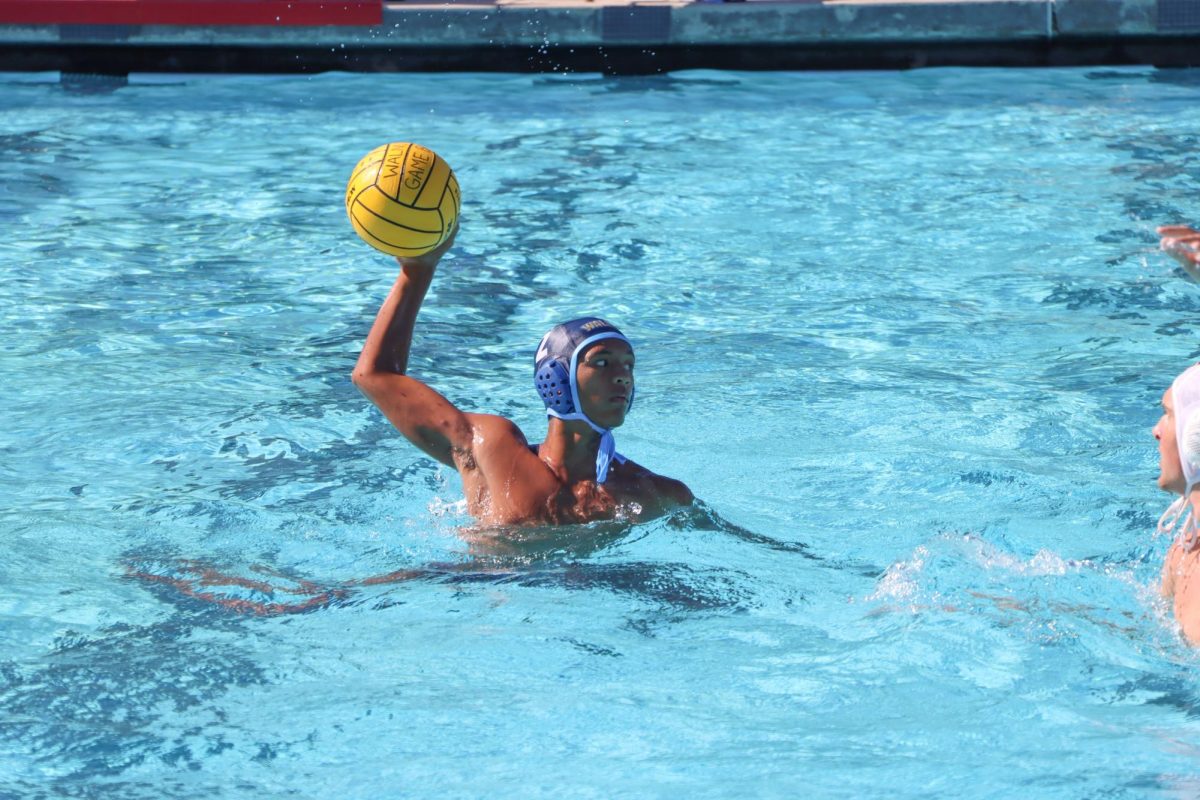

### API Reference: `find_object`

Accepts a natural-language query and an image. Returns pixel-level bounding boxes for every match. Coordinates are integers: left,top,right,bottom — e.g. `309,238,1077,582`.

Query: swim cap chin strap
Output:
535,329,631,484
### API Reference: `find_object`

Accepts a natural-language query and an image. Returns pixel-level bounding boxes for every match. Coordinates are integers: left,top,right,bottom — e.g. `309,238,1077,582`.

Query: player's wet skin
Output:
349,222,692,526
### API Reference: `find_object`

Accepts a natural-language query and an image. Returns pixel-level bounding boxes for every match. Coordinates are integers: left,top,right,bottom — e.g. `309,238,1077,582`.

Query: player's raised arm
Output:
351,227,473,468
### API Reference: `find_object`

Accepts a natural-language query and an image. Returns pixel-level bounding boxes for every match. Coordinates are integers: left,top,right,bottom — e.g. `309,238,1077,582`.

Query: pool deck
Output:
1,0,1198,73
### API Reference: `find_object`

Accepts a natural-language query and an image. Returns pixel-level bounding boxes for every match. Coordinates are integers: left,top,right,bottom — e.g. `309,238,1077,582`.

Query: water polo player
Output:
351,226,693,526
1153,363,1200,643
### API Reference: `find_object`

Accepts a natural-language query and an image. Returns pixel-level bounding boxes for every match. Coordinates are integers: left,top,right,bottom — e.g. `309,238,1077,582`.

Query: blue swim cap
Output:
534,317,634,483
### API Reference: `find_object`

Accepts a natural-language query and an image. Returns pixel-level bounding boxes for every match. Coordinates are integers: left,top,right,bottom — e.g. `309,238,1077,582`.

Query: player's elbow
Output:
351,366,388,397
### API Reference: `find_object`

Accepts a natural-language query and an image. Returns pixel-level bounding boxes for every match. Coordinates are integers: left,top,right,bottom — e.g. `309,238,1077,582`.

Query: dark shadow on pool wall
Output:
5,38,1200,76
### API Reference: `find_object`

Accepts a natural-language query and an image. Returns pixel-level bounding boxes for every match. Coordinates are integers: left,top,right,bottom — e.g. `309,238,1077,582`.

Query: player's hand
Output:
397,221,458,275
1158,225,1200,278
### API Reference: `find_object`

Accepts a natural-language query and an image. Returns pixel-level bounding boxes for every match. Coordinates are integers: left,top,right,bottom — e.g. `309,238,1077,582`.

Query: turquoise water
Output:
3,66,1200,797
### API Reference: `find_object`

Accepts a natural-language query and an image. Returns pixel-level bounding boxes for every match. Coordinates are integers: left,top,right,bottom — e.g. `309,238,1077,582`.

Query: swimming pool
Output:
3,66,1200,797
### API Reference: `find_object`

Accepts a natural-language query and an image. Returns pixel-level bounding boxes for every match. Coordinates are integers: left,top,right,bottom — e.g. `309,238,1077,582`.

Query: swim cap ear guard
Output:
533,316,634,483
1184,411,1200,481
535,360,574,415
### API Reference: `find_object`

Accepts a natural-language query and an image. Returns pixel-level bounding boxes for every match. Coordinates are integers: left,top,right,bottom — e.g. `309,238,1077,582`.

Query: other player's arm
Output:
350,227,471,468
1159,225,1200,278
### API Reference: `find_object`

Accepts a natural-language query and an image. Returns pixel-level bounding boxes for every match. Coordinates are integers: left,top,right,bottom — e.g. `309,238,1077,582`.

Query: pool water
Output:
3,66,1200,797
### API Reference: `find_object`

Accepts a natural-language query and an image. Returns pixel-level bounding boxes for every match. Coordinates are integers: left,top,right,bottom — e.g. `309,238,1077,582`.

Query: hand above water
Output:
1158,224,1200,281
395,220,458,277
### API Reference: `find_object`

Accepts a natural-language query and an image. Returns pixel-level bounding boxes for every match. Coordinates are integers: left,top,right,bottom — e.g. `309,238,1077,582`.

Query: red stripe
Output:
0,0,382,26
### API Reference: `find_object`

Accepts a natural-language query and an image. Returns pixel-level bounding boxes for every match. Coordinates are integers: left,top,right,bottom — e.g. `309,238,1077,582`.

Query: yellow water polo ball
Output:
345,142,460,257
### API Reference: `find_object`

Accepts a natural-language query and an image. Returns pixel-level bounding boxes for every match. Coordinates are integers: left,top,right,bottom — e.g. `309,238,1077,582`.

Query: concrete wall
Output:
0,0,1197,71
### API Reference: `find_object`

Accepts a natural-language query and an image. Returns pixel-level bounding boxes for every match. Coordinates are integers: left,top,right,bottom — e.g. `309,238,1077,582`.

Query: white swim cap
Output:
1172,363,1200,491
1160,364,1200,547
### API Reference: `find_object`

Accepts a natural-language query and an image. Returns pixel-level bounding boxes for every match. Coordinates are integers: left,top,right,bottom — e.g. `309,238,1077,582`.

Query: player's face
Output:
1155,388,1186,494
575,339,634,429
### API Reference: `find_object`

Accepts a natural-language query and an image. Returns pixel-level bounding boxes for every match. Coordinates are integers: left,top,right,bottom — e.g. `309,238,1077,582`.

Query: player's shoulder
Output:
1163,537,1190,597
654,474,695,505
618,458,694,505
464,413,532,447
